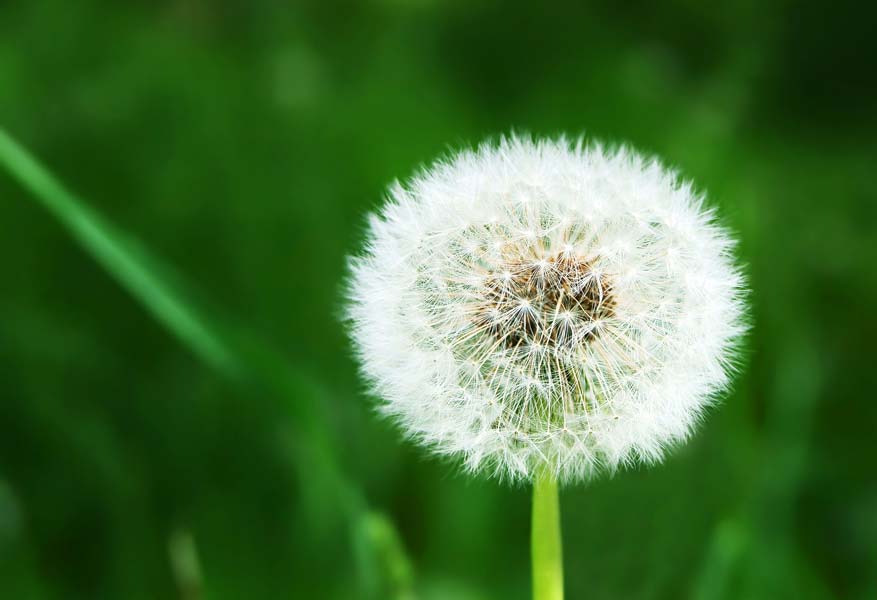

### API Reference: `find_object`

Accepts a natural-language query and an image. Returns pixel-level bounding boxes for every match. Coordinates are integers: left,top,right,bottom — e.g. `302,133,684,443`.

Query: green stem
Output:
532,474,564,600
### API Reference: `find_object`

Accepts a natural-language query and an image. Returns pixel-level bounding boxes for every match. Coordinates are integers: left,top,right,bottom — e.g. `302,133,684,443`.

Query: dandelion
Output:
346,135,746,599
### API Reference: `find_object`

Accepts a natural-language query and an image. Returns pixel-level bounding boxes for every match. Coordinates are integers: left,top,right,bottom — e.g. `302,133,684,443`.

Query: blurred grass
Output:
0,128,234,373
0,126,413,599
1,1,875,599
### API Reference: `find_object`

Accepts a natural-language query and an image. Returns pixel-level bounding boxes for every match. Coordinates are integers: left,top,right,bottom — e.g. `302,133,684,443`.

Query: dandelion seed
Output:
347,135,746,484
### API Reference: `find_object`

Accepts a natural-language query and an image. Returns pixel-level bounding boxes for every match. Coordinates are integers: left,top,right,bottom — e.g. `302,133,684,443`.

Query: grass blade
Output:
0,128,235,373
0,126,415,597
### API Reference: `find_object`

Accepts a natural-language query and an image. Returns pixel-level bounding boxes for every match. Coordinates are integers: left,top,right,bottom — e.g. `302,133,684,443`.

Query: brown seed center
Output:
475,253,614,350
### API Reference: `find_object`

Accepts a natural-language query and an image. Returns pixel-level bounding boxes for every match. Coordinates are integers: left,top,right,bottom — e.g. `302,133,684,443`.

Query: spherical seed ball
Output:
346,136,746,484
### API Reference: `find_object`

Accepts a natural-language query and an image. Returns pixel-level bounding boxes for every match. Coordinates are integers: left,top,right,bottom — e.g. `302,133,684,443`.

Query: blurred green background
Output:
1,1,875,598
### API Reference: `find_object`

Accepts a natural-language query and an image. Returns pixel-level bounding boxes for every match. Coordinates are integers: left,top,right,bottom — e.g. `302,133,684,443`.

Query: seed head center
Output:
477,252,614,350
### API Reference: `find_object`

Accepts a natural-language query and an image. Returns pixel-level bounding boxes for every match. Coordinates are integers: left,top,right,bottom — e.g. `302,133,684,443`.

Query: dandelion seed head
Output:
347,136,746,484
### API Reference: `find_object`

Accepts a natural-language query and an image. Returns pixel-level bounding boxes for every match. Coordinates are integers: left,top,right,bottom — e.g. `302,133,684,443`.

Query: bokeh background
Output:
1,1,875,598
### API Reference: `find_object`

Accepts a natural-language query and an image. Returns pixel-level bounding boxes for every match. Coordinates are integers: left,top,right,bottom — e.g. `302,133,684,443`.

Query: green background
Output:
1,1,874,598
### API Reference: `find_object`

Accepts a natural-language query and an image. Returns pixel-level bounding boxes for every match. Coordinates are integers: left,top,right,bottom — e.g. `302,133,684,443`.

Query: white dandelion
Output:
347,136,746,485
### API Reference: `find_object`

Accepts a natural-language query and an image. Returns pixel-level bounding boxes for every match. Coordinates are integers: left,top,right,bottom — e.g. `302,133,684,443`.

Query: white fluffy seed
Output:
346,135,746,484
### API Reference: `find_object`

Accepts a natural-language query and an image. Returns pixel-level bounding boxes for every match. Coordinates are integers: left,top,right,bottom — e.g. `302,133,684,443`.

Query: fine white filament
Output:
347,136,745,484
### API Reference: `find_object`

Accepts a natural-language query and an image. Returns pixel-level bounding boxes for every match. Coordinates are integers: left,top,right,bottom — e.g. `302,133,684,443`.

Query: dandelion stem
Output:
532,473,564,600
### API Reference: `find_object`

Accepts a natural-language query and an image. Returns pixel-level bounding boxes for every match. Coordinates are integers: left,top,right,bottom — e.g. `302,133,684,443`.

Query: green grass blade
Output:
0,127,236,373
0,126,414,596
